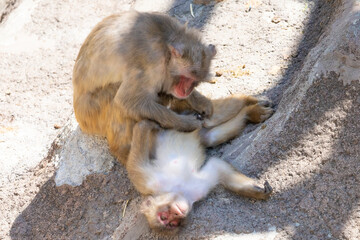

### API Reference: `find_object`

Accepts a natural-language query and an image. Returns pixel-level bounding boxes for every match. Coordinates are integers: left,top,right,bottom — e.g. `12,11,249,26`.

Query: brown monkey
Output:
126,94,274,232
72,11,216,164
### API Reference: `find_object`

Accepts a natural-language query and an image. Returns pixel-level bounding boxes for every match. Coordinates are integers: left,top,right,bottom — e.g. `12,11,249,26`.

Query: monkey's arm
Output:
115,81,201,131
199,157,272,200
219,162,273,200
126,120,159,195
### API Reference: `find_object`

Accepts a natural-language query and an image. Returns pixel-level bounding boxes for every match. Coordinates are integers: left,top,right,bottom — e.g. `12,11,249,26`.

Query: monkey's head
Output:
141,193,191,232
166,31,217,99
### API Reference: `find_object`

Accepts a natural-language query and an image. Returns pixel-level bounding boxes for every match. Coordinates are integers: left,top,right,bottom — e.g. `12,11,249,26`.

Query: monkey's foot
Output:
246,103,274,123
251,181,273,200
262,181,273,198
257,99,273,108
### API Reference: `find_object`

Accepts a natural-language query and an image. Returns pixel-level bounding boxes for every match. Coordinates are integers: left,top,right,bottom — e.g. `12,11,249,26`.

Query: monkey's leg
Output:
201,158,272,200
200,107,248,147
204,95,258,128
105,110,135,165
73,93,105,135
201,102,273,147
126,120,159,195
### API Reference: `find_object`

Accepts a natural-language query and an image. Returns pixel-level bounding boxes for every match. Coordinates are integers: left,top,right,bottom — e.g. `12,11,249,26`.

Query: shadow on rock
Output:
225,0,360,238
255,76,360,239
167,0,216,29
10,163,138,239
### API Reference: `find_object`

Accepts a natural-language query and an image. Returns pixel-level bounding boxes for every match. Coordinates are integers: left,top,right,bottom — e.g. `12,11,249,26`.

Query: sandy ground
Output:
1,0,358,239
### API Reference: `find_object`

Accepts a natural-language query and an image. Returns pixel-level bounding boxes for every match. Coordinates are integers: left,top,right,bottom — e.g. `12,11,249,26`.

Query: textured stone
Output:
55,118,114,187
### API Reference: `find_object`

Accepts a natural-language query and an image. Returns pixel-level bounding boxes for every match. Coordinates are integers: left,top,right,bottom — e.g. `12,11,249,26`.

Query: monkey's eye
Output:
191,70,198,76
160,215,167,221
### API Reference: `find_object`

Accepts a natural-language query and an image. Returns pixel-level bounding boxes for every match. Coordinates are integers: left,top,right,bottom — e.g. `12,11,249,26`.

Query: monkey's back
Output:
73,12,137,94
72,12,188,132
72,11,170,136
73,11,187,94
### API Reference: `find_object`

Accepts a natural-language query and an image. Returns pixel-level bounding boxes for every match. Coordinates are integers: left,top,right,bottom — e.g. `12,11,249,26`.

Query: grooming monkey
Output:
126,95,274,232
73,11,216,164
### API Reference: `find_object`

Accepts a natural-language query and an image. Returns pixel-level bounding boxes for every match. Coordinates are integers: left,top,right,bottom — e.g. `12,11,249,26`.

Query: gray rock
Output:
55,118,114,187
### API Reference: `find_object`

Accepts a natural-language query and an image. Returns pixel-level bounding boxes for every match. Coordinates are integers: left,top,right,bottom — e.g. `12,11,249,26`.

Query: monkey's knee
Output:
109,144,131,165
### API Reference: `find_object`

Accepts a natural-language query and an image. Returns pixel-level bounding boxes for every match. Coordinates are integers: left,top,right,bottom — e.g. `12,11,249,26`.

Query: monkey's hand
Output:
186,90,213,118
194,97,214,119
189,94,213,119
178,114,203,132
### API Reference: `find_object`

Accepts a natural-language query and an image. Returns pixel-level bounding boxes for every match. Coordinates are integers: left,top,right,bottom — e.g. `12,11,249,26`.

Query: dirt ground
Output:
1,0,359,239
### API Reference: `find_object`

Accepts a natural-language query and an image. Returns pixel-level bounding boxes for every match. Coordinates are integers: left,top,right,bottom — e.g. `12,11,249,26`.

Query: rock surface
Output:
1,0,359,239
54,118,114,187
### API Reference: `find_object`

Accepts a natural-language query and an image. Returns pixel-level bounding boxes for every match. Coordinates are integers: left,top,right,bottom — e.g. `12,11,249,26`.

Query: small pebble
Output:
208,79,217,84
271,16,281,24
215,71,223,77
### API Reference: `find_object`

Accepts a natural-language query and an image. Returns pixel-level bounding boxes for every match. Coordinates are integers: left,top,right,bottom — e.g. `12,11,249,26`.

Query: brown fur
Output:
73,11,216,164
126,94,274,232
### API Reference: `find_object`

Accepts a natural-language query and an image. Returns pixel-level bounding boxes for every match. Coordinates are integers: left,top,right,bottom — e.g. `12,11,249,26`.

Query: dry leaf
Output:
215,71,223,77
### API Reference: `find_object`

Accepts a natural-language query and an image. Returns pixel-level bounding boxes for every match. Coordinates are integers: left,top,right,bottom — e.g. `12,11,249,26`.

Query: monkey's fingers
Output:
194,112,204,121
263,181,273,195
254,181,273,200
257,99,273,108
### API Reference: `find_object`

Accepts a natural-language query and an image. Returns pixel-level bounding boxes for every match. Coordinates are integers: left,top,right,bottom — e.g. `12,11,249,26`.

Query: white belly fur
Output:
148,130,207,200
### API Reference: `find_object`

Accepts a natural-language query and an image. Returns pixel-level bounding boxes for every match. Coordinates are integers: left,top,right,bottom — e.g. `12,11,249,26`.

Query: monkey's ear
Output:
208,44,217,58
168,43,184,58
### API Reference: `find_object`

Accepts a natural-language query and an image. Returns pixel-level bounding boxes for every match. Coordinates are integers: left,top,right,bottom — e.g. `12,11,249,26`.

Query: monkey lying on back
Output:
73,11,216,164
126,94,274,232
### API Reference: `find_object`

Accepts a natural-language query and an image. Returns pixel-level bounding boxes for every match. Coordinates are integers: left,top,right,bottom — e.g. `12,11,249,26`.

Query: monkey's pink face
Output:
168,42,216,99
172,75,196,99
157,200,189,229
141,194,192,232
